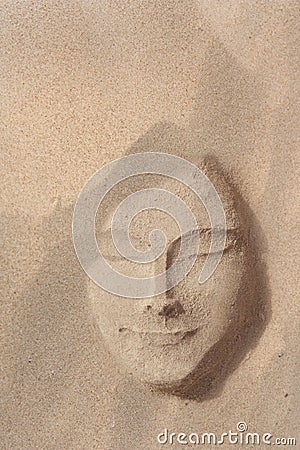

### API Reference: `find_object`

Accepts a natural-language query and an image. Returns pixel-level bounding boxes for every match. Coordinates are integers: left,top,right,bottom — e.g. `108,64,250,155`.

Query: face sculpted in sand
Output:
88,158,254,397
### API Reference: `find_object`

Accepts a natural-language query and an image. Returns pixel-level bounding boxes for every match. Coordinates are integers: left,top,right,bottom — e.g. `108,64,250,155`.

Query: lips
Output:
118,326,199,346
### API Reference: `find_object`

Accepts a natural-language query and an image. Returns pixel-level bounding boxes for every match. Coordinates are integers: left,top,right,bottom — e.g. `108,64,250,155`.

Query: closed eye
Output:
166,228,240,269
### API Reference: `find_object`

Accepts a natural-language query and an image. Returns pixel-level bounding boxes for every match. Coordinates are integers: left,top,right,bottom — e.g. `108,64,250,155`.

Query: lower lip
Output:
119,327,199,346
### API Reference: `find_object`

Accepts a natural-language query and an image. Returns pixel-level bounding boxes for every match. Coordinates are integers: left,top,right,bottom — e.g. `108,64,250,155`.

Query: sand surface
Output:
1,1,299,449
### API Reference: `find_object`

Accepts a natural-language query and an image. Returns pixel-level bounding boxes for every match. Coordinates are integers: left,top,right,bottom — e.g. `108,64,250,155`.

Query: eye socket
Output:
166,228,241,270
166,230,197,270
98,227,241,266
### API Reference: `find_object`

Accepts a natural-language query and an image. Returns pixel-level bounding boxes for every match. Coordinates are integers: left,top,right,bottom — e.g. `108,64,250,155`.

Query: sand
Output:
1,1,299,449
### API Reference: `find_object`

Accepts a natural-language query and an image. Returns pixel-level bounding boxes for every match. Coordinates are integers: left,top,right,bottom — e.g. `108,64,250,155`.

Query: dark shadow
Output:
189,36,267,174
1,205,116,444
121,121,271,401
153,153,270,401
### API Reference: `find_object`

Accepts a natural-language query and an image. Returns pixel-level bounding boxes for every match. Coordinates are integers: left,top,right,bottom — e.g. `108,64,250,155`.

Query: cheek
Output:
88,284,119,331
88,283,139,337
181,253,246,324
209,262,245,314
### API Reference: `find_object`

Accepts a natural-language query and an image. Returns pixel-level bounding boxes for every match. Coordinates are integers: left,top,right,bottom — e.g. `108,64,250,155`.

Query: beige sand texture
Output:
1,1,299,449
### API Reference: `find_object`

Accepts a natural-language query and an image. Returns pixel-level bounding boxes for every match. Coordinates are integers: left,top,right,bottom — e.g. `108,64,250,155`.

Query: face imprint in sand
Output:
88,160,251,392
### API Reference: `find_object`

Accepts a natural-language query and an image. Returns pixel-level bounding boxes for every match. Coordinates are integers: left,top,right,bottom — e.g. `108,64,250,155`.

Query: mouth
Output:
118,327,199,346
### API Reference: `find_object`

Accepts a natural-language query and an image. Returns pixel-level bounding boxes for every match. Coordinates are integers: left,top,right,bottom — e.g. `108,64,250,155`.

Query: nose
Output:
139,243,186,320
143,295,185,322
158,300,185,319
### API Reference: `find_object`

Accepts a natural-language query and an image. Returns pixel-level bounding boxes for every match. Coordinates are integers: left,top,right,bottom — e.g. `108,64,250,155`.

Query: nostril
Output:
158,301,185,319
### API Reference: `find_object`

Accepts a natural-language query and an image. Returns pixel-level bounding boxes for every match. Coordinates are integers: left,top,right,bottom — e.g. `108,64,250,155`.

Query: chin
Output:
138,361,198,386
118,341,206,388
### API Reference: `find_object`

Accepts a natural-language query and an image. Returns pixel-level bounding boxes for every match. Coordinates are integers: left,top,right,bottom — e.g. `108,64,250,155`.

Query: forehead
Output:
96,173,212,234
94,168,241,266
96,167,240,243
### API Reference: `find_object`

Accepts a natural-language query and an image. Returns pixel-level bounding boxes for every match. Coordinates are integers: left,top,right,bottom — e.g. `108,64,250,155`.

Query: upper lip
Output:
119,326,199,338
